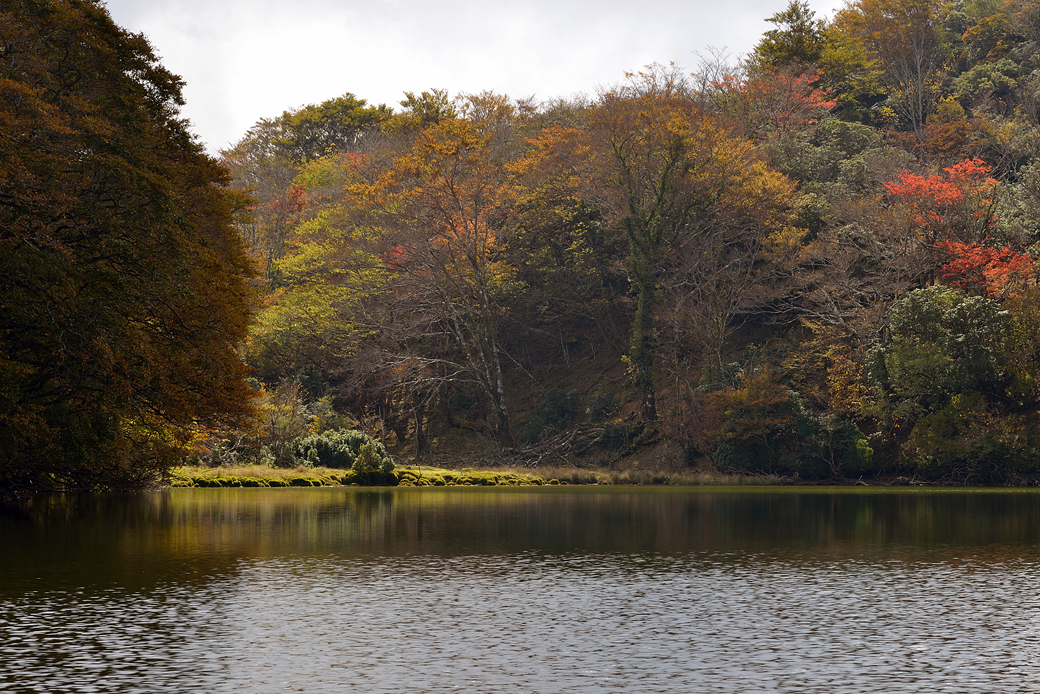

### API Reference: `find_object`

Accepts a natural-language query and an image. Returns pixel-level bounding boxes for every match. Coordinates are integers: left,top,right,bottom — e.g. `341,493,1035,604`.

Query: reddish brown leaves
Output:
939,240,1033,298
883,158,998,243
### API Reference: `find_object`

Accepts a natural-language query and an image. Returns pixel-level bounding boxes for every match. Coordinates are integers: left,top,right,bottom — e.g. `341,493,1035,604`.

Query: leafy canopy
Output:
0,0,257,493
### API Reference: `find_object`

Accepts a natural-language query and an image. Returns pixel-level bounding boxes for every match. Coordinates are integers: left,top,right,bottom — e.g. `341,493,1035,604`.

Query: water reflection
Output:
2,488,1040,692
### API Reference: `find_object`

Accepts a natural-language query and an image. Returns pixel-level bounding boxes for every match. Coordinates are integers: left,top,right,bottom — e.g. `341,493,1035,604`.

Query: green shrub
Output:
867,286,1040,480
707,371,873,479
792,402,874,478
599,422,637,451
289,428,393,470
448,386,480,415
349,442,396,485
519,389,583,443
537,389,582,429
903,394,1040,483
871,286,1012,421
517,418,545,445
587,391,616,423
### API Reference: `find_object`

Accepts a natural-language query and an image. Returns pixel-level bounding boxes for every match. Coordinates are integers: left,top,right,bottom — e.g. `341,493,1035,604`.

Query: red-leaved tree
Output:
883,158,1000,285
738,66,836,138
939,240,1033,298
883,158,998,244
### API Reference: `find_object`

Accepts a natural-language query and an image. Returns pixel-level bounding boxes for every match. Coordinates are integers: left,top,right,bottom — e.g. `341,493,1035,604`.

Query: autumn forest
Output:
5,0,1040,493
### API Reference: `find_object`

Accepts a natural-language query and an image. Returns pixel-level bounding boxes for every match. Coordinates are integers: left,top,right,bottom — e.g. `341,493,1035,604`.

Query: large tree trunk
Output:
488,346,515,448
413,393,429,458
630,270,659,422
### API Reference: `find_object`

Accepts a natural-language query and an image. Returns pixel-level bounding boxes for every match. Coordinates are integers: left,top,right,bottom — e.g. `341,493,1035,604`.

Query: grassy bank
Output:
169,464,787,488
171,465,552,488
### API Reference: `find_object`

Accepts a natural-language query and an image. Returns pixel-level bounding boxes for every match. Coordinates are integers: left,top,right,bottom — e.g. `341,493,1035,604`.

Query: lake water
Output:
2,487,1040,693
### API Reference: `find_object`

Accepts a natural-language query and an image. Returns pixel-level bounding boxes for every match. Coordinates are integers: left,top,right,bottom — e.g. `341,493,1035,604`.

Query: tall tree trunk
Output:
630,269,659,422
413,393,429,457
488,341,515,448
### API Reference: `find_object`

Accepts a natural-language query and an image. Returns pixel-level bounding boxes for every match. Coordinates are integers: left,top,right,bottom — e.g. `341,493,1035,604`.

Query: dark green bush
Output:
587,391,616,422
903,394,1040,483
448,386,478,414
517,418,545,445
290,428,393,470
519,389,584,443
599,422,637,451
705,371,873,479
538,389,582,429
348,442,396,484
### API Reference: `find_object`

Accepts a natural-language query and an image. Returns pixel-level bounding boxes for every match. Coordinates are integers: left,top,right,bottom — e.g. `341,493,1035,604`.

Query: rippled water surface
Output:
3,487,1040,692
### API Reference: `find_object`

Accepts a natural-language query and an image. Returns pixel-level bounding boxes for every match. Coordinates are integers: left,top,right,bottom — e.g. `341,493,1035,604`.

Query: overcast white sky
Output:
102,0,844,154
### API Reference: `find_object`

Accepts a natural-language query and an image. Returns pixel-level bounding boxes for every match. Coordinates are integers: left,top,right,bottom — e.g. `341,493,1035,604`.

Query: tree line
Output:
0,0,255,495
224,0,1040,483
6,0,1040,492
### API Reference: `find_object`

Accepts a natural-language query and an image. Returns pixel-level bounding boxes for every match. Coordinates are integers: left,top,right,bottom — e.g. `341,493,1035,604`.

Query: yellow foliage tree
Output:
583,66,798,419
361,118,522,447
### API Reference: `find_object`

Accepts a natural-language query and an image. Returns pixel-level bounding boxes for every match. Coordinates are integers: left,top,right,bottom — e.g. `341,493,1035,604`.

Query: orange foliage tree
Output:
361,118,521,447
736,66,837,139
883,158,1000,283
938,240,1033,298
0,0,257,492
576,66,799,421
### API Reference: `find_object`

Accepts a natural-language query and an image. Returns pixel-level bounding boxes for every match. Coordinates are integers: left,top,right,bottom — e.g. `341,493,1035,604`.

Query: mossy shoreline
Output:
167,465,1040,489
171,465,559,488
168,465,793,488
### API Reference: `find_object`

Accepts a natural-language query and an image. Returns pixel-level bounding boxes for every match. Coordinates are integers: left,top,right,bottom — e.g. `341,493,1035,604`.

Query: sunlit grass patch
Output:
169,464,783,488
170,464,551,488
394,466,546,487
490,466,785,486
171,465,345,488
